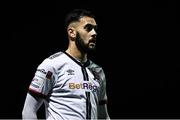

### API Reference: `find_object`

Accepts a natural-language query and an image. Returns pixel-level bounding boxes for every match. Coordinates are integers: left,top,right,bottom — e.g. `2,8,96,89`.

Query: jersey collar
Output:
63,51,90,67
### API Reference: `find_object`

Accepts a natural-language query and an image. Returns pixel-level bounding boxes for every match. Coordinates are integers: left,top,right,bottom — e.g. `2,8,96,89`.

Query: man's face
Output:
75,16,97,53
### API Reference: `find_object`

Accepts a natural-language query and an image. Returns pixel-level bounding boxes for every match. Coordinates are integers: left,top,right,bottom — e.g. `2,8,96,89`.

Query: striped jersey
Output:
29,51,108,120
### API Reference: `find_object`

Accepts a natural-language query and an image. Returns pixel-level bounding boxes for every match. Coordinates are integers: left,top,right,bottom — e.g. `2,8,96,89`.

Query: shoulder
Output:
38,51,64,70
48,51,64,60
88,60,106,81
88,60,104,72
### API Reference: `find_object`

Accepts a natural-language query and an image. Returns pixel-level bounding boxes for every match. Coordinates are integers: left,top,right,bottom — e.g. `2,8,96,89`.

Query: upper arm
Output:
98,69,110,119
22,59,55,119
29,59,55,96
99,69,108,104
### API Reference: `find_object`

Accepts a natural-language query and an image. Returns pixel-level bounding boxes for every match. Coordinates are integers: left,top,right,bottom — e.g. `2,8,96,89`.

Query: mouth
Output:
89,39,96,48
89,39,96,44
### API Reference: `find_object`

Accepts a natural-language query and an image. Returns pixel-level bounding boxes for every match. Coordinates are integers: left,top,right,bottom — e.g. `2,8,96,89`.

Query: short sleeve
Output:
29,59,55,96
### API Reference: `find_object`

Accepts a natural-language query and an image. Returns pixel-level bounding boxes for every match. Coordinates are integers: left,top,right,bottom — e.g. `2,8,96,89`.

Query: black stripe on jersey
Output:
85,92,91,119
82,66,92,119
64,51,92,119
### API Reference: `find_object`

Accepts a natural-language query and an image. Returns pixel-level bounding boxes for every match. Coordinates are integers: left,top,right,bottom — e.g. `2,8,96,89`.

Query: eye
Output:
84,24,97,32
94,26,97,31
85,24,93,32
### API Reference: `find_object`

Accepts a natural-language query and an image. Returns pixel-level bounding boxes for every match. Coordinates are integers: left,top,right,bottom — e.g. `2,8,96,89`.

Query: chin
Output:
89,45,96,49
87,47,96,52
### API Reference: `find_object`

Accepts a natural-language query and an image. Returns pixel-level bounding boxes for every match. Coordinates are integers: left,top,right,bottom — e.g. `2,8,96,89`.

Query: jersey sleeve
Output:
97,68,110,119
98,69,108,105
29,59,55,96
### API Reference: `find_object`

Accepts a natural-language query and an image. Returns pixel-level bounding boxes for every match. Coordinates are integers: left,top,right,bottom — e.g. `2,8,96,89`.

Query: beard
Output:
75,32,96,54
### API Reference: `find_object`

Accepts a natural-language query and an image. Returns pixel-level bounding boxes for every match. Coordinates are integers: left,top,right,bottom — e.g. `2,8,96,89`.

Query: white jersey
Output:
29,51,108,120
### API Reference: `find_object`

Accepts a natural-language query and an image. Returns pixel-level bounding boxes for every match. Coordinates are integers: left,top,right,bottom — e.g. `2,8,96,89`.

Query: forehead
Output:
78,16,97,26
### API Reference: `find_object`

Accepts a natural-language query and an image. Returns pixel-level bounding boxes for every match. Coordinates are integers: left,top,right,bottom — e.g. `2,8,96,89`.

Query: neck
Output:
66,45,87,63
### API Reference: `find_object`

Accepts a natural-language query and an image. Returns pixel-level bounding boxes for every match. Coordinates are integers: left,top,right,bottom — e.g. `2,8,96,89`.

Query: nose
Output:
91,29,97,38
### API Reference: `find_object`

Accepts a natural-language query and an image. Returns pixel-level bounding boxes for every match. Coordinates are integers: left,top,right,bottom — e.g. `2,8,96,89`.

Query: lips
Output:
89,39,96,44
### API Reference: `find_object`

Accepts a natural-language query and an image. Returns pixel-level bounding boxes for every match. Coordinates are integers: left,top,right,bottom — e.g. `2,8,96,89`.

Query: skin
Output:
66,16,97,62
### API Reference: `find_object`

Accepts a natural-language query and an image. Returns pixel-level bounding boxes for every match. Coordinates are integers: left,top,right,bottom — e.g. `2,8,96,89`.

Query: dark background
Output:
1,0,179,119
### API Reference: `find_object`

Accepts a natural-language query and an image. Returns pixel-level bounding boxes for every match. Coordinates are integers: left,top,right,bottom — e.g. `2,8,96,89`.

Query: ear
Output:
67,27,76,38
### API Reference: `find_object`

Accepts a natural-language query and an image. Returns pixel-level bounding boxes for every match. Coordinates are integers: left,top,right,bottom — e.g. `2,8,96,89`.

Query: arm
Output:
22,58,55,119
98,103,110,120
22,92,44,119
98,68,110,119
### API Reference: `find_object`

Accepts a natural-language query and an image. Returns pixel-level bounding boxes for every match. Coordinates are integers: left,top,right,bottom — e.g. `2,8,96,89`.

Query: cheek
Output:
81,34,89,42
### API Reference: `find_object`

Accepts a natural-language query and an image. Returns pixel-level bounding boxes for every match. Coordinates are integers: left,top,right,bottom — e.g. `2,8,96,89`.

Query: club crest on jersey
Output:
89,69,100,81
46,71,52,79
69,81,98,92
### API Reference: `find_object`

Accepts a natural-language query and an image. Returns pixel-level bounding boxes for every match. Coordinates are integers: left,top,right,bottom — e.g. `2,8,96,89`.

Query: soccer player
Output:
22,9,110,120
